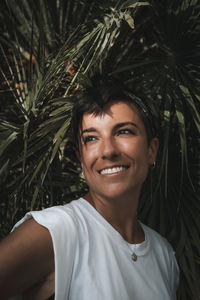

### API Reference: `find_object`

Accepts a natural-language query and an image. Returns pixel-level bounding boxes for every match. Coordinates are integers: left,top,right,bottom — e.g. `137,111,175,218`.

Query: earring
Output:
151,161,156,169
80,170,85,179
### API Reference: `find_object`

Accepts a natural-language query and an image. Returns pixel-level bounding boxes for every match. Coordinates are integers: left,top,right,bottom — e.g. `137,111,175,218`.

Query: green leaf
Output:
124,12,135,29
0,132,19,157
120,1,150,10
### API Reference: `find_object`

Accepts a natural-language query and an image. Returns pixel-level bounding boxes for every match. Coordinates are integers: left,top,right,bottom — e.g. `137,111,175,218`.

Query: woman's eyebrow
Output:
114,122,138,130
81,128,97,136
81,122,138,136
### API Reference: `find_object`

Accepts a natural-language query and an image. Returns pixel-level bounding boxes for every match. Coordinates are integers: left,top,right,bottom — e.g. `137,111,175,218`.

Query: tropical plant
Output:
0,0,199,299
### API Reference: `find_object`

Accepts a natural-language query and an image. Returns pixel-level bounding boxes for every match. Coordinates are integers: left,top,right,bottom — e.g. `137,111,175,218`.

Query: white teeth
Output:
100,166,126,175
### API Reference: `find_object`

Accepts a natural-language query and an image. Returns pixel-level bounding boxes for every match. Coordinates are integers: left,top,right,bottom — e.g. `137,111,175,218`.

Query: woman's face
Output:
78,100,159,201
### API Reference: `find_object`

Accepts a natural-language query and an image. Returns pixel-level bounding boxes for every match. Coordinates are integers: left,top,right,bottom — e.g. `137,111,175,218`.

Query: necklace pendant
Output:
132,252,137,261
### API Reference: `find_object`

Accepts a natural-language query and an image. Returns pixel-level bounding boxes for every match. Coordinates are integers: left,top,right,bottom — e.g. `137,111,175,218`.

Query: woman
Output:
0,78,179,300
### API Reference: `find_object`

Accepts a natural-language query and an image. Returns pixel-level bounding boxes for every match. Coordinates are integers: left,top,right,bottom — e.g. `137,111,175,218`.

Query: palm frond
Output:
0,0,200,298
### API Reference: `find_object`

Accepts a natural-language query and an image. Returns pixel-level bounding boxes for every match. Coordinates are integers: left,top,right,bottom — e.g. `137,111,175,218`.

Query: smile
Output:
99,166,128,175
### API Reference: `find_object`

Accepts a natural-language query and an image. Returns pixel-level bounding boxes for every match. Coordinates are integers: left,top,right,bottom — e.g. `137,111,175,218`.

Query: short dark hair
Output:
71,76,160,151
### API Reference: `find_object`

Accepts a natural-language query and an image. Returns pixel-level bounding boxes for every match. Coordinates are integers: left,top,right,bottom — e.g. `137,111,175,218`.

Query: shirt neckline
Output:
77,197,151,257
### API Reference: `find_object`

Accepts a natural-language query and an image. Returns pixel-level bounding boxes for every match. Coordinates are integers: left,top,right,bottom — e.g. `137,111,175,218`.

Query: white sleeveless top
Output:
14,198,179,300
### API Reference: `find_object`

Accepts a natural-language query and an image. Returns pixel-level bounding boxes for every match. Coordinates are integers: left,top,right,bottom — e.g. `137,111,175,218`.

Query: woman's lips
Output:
99,165,129,175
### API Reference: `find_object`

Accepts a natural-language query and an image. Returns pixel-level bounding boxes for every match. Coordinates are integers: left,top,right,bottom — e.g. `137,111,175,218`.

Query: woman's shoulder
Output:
141,223,174,254
13,198,85,236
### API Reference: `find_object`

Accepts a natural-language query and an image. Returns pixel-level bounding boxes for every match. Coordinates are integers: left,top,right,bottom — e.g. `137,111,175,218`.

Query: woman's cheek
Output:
82,145,99,165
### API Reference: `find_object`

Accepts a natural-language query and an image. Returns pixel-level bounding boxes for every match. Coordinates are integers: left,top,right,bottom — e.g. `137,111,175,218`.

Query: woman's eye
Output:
83,136,97,144
117,129,134,135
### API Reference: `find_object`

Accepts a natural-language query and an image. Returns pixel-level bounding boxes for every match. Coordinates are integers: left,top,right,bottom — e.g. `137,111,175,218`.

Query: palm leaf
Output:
0,0,199,298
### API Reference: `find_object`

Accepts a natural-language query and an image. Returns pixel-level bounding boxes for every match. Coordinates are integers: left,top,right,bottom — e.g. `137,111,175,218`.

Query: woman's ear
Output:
148,137,159,165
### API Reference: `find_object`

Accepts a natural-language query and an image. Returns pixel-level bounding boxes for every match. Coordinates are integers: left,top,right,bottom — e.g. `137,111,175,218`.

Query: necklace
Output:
86,194,139,262
131,252,137,261
132,251,137,262
130,243,138,262
125,240,138,262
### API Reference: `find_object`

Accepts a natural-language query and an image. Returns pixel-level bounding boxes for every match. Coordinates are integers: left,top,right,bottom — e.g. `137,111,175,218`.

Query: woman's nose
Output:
101,138,120,160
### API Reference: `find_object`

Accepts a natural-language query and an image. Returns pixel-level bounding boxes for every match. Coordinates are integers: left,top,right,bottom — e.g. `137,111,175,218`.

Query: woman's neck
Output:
84,191,145,244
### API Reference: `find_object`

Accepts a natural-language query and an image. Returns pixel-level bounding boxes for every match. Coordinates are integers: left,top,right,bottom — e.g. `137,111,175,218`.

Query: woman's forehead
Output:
81,100,143,128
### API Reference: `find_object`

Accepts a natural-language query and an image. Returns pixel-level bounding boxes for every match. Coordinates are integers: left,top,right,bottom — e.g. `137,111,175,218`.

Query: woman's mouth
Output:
99,165,129,175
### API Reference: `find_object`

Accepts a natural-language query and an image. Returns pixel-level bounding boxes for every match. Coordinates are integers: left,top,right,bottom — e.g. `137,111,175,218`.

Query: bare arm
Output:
0,218,54,299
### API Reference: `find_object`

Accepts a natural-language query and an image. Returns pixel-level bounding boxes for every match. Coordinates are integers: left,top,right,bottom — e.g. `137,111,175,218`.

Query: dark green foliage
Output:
0,0,199,298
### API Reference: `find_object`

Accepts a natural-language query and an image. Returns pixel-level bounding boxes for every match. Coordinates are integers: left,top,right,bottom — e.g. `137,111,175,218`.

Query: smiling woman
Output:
78,101,158,207
0,77,179,300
